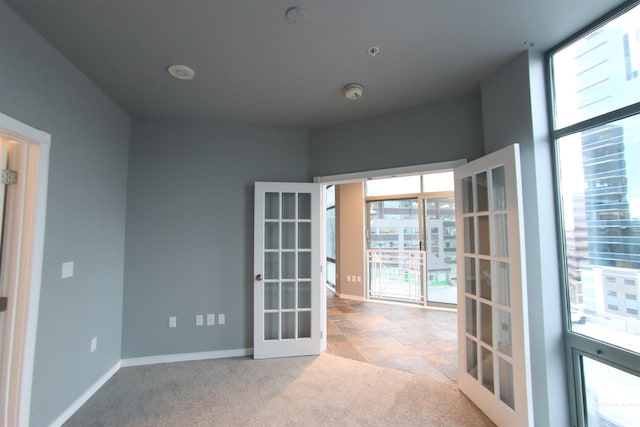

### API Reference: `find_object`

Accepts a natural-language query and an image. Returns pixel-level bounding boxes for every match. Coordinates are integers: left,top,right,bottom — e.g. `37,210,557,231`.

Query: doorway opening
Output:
316,161,463,381
0,112,50,427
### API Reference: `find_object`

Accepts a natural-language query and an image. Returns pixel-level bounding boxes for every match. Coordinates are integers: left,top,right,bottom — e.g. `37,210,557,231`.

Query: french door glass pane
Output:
265,193,279,219
298,222,311,249
264,313,279,340
499,358,515,410
264,283,279,310
479,259,492,300
480,302,493,345
466,297,477,336
465,257,476,294
298,282,311,308
265,253,279,280
557,115,640,355
476,172,489,212
298,193,311,219
583,356,640,426
492,214,508,257
298,311,311,338
481,346,494,393
467,337,478,378
464,217,475,253
282,282,295,309
282,312,295,339
282,223,295,249
282,193,296,219
491,166,507,210
463,176,474,213
265,222,279,249
478,215,490,255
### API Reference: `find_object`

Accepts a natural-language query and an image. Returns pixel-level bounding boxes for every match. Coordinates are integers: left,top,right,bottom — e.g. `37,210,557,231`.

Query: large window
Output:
326,185,336,287
548,2,640,425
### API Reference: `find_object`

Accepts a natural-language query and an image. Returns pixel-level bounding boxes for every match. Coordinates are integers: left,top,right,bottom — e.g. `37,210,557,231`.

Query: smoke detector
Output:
343,83,363,100
167,64,195,80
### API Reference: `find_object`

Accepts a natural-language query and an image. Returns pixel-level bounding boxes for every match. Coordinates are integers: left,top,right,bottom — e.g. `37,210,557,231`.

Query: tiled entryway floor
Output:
326,289,459,382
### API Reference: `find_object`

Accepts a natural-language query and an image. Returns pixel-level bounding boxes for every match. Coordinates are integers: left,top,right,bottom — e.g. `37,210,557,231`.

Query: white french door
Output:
455,144,533,426
253,182,322,359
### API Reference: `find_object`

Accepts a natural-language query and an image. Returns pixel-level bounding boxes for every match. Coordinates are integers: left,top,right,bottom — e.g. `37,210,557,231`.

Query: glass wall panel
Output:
366,176,420,197
422,171,454,192
551,5,640,129
557,115,640,354
583,356,640,426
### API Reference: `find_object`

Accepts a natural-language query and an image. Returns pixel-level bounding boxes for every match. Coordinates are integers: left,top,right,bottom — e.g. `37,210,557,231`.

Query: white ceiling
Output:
5,0,627,128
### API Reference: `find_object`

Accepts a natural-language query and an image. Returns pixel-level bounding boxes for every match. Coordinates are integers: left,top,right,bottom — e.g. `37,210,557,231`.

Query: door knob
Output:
256,274,264,281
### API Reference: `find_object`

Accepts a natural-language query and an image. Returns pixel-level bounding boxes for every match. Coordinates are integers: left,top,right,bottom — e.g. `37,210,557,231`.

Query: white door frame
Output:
0,112,50,427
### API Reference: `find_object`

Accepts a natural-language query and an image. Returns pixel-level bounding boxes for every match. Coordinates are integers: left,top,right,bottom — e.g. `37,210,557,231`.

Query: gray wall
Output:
309,93,484,178
121,119,309,357
0,2,130,426
481,50,568,425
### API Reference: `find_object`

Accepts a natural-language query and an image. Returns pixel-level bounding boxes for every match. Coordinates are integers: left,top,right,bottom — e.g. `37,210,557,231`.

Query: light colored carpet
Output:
64,353,494,426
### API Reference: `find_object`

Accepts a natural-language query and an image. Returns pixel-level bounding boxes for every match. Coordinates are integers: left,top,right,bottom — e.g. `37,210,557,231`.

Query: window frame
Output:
545,1,640,425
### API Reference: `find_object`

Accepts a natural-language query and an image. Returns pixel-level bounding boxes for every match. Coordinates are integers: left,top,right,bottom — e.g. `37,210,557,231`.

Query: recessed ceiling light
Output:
368,46,379,56
167,64,195,80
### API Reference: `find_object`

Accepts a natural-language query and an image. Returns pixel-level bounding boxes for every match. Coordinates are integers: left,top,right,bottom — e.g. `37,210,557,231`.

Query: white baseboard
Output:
121,348,253,367
49,360,121,427
335,292,365,302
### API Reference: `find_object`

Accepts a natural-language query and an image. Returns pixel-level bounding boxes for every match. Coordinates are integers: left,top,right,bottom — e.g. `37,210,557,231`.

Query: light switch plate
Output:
61,261,74,279
218,313,225,325
195,315,204,326
90,336,97,353
169,316,177,328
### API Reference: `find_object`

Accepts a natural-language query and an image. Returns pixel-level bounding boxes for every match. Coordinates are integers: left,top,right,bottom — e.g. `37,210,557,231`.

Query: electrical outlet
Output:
357,276,361,282
169,316,177,328
90,336,97,353
206,313,215,326
195,314,204,326
218,313,225,325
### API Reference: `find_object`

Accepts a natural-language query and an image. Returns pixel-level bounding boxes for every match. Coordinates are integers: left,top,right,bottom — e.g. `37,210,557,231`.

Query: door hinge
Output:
320,331,323,339
1,169,17,185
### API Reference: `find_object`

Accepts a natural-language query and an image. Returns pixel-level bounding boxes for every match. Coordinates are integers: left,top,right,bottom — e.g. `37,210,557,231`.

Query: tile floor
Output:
326,289,459,381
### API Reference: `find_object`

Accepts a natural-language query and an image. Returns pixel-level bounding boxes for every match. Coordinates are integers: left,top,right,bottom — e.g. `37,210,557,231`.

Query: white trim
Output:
0,112,50,427
48,361,121,427
313,159,467,184
121,348,253,368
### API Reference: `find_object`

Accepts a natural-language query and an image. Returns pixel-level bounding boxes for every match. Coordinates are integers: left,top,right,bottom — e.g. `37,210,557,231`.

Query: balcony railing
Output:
367,249,426,304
